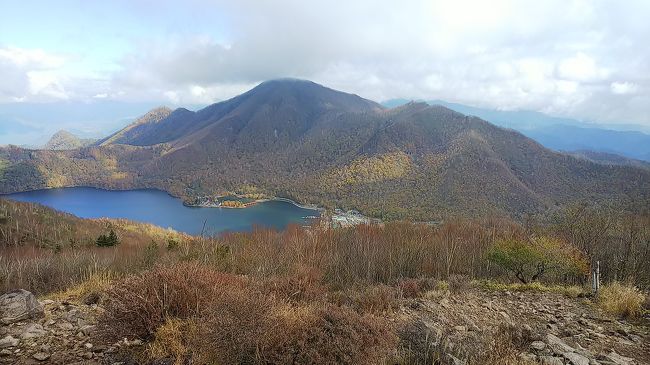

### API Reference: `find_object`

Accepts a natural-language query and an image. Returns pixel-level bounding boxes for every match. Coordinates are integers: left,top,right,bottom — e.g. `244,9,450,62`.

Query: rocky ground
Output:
398,289,649,364
0,288,648,364
0,290,139,365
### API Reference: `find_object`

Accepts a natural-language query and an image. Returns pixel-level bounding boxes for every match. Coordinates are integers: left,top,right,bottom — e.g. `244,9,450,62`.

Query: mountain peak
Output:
43,130,96,150
260,77,314,85
97,106,173,146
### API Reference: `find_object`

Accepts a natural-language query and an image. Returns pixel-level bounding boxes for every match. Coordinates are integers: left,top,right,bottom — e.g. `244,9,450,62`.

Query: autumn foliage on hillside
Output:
1,199,649,364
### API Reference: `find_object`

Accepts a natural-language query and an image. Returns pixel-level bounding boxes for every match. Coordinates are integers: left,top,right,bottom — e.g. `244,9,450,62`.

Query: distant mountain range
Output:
1,79,648,220
43,130,97,150
384,99,650,162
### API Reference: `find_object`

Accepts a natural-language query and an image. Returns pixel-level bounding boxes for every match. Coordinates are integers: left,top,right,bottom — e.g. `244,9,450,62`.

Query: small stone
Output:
603,351,635,365
615,327,629,336
80,325,95,335
531,341,546,351
32,351,50,361
454,325,467,332
56,321,75,330
0,349,11,356
92,344,107,353
0,335,19,349
83,351,93,359
539,355,564,365
123,338,142,346
20,323,47,339
519,352,537,362
84,342,93,349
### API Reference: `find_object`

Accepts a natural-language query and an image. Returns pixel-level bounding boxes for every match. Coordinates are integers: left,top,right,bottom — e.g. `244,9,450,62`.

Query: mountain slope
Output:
97,106,173,146
568,150,650,170
1,80,649,220
43,130,96,150
384,99,650,161
103,79,382,147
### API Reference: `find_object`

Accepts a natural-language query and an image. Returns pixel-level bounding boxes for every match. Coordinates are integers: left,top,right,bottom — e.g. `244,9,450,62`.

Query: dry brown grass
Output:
477,325,536,365
198,303,396,365
597,282,646,318
100,262,247,340
331,284,400,313
147,318,199,365
98,262,397,365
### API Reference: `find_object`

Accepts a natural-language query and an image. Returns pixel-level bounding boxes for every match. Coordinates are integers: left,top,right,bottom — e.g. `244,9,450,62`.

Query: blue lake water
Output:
4,187,319,235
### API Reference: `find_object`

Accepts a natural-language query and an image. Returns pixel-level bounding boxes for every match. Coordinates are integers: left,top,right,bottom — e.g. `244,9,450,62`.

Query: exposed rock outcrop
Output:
0,290,44,325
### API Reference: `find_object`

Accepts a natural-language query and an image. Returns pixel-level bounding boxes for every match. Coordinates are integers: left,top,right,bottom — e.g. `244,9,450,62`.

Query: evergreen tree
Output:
96,234,108,247
96,229,120,247
107,229,119,246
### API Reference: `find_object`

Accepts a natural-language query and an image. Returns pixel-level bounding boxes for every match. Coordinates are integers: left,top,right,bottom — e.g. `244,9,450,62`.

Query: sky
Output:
1,0,649,145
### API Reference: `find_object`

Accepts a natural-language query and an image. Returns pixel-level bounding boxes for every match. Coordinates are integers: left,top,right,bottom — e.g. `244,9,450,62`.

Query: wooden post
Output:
596,260,600,292
592,261,601,294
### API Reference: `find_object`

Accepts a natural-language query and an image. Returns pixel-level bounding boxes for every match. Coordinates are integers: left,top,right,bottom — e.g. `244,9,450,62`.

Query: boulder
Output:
564,352,590,365
0,289,44,324
546,333,575,355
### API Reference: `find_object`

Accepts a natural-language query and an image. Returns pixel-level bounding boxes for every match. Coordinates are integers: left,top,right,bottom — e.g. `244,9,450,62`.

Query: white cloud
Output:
557,53,609,82
2,0,650,129
0,47,64,69
0,46,70,101
610,81,638,95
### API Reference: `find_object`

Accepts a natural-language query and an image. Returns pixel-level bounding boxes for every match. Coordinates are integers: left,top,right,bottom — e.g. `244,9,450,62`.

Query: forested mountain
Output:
384,99,650,162
43,130,96,150
568,150,650,170
1,79,649,220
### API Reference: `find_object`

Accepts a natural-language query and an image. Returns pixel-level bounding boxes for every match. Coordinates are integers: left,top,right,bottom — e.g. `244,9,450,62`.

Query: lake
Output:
4,187,319,235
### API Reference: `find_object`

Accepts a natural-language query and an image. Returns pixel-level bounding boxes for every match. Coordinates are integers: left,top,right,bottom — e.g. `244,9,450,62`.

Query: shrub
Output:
448,274,472,292
487,237,587,284
398,278,422,298
147,318,198,365
479,281,586,298
166,237,180,250
99,262,246,340
196,296,396,364
331,285,399,313
260,267,327,303
397,319,444,365
597,282,645,318
478,324,535,365
195,287,278,364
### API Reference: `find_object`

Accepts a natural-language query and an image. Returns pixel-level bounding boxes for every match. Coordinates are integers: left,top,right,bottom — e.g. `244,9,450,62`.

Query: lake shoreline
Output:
184,196,325,212
4,187,322,235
